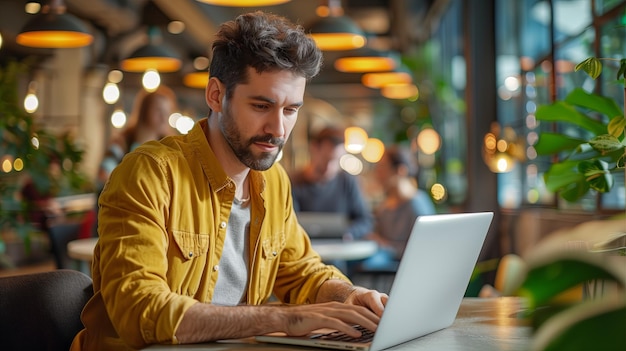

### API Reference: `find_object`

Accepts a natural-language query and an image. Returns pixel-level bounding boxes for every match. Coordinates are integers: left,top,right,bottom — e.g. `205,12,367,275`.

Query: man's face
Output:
218,68,306,171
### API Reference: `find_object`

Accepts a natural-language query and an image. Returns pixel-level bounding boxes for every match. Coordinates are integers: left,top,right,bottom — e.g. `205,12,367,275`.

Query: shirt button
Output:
213,265,219,272
188,251,193,258
220,221,227,229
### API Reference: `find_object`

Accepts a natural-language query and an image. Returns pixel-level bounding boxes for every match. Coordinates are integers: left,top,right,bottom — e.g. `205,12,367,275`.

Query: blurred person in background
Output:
290,126,373,241
360,145,436,271
98,85,178,186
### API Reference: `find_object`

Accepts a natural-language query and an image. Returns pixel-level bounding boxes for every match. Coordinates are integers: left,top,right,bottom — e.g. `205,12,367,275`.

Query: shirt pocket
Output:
172,230,209,260
261,231,286,261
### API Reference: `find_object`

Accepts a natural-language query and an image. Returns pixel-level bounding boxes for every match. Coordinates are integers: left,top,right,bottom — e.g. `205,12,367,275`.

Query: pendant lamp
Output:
308,0,365,51
195,0,291,5
121,27,181,73
16,0,93,48
183,71,210,89
334,47,397,73
361,65,413,88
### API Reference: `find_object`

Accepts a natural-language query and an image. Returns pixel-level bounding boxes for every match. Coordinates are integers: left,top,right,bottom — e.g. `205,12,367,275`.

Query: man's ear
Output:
206,77,224,112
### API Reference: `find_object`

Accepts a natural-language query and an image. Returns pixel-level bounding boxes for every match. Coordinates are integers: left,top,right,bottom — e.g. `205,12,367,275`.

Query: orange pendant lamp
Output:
121,27,182,73
17,0,93,48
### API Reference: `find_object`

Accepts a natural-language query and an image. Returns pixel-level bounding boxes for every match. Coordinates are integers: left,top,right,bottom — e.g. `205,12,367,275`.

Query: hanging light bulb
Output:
111,109,127,129
24,82,39,113
102,82,120,104
142,69,161,92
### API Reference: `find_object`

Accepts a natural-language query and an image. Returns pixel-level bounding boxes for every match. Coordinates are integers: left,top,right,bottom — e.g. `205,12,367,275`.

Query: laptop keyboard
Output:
310,325,374,343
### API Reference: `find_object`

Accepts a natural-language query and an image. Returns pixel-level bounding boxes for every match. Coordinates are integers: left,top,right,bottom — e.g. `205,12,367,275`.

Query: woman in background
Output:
98,85,177,184
361,145,436,270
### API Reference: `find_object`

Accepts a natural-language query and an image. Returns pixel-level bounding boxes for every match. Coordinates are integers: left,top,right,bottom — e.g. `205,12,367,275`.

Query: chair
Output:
0,269,93,351
47,221,83,269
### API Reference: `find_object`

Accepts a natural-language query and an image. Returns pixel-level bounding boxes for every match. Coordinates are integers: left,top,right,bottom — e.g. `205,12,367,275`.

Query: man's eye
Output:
252,104,269,110
285,107,299,114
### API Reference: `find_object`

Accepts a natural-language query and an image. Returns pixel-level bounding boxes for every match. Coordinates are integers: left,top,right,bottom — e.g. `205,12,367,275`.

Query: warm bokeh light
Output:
108,70,123,83
334,55,396,73
381,83,419,100
310,33,366,51
344,126,368,154
2,157,13,173
361,71,412,88
13,158,24,172
339,154,363,175
111,109,127,128
416,128,441,155
31,136,40,149
430,183,446,202
183,71,209,89
175,115,195,134
102,82,120,104
24,2,41,14
169,112,182,128
24,92,39,113
361,138,385,163
167,21,185,35
142,69,160,92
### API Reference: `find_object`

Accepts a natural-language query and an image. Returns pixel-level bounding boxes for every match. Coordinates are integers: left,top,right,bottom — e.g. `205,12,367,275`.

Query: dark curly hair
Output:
209,11,323,100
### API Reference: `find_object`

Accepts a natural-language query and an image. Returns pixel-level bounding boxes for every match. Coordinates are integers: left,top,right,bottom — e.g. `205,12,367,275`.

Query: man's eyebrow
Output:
250,95,304,107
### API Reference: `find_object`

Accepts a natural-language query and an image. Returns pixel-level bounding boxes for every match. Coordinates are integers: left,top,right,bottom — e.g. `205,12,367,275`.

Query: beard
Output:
219,104,285,171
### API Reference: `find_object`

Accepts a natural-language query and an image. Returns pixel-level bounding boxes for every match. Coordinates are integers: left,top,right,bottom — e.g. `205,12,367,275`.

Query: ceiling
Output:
0,0,449,113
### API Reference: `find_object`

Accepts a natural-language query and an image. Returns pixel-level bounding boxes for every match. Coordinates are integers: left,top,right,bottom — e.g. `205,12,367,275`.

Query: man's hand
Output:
344,286,388,318
277,301,380,338
316,279,388,320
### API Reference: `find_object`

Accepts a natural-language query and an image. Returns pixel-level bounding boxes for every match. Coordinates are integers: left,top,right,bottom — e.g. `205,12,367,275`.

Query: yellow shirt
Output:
72,118,349,350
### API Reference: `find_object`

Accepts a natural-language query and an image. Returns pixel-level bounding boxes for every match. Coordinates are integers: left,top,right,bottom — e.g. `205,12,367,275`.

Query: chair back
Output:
0,269,93,351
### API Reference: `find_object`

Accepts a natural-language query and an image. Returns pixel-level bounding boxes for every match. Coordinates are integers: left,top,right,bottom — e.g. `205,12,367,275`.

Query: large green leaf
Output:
543,161,585,191
534,133,586,155
588,134,624,154
532,299,626,351
579,159,614,193
536,102,607,136
564,88,623,120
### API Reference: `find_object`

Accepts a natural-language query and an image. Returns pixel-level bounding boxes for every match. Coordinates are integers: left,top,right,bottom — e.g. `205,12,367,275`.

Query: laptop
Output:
297,212,349,239
256,212,494,351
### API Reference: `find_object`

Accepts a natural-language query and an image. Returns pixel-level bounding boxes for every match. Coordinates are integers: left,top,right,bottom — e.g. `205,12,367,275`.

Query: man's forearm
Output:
315,278,357,303
176,302,286,344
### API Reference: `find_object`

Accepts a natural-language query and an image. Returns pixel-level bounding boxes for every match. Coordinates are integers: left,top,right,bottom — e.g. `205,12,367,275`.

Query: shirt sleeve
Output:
96,151,196,348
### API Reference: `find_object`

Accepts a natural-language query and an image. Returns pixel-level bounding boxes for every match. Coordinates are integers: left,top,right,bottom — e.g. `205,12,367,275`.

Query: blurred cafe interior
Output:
0,0,625,294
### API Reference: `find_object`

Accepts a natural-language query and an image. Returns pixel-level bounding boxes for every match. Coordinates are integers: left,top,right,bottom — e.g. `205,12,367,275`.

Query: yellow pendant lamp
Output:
334,47,397,73
196,0,291,5
16,0,93,49
308,0,365,51
121,27,182,73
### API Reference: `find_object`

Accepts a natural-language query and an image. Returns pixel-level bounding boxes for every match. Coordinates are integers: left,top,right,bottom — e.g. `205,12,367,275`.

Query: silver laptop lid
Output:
370,212,493,351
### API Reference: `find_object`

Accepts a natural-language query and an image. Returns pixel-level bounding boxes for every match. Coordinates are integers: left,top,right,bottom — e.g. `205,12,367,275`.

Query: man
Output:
290,126,374,241
71,11,386,351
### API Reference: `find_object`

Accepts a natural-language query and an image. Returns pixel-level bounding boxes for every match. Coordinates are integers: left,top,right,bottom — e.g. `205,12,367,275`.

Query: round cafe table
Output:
67,237,377,269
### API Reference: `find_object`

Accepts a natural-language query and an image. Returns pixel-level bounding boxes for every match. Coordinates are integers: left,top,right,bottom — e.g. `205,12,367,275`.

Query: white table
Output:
143,297,532,350
66,238,377,266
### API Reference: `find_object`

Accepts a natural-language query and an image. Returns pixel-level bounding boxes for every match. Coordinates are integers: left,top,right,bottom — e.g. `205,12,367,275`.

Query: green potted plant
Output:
0,60,89,267
508,57,626,351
